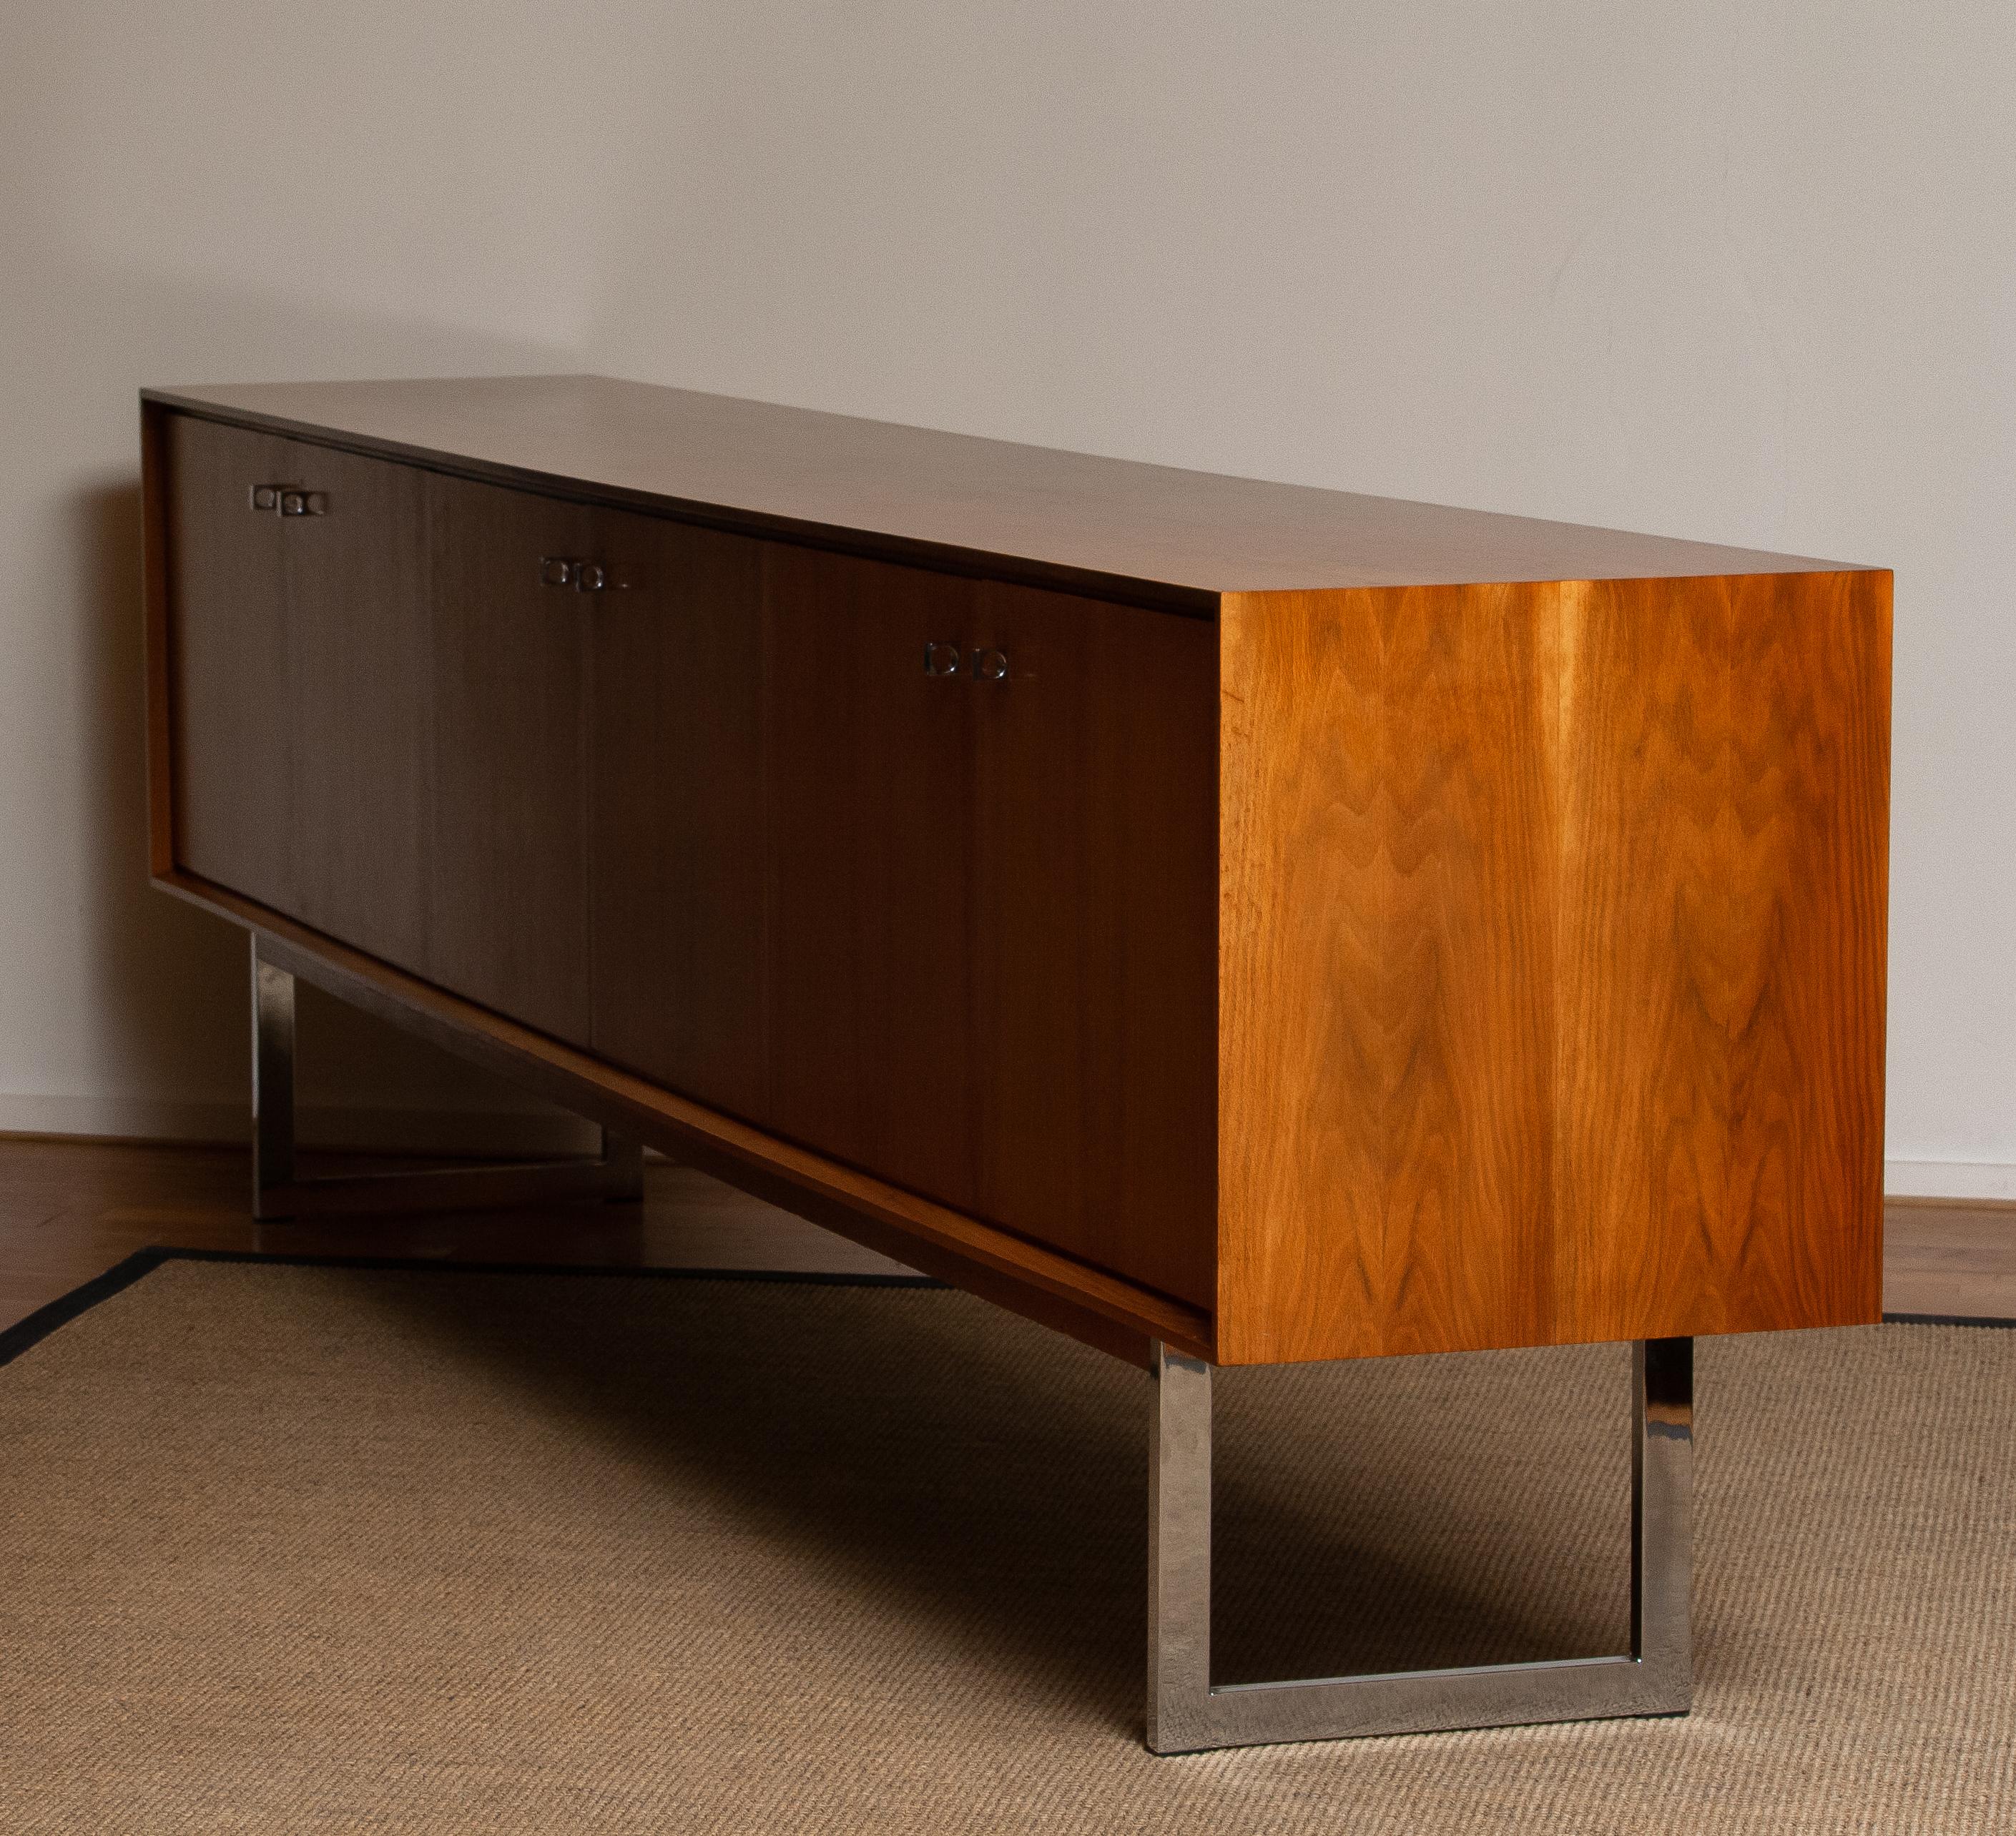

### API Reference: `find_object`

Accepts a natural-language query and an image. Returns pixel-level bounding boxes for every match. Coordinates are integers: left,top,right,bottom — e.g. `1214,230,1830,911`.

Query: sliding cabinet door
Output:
165,413,431,969
587,510,769,1118
764,546,980,1210
757,548,1216,1303
966,583,1217,1308
280,443,430,973
164,415,296,909
426,475,594,1045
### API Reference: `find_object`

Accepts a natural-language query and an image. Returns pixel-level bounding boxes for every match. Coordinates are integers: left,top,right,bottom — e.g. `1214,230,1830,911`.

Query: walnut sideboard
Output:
140,375,1890,1753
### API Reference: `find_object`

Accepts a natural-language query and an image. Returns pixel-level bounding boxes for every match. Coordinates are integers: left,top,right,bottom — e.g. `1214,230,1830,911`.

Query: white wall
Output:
1,2,2009,1190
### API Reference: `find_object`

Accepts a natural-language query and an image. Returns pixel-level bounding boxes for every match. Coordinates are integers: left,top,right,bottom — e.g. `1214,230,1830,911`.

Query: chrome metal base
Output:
1146,1337,1693,1753
250,935,645,1221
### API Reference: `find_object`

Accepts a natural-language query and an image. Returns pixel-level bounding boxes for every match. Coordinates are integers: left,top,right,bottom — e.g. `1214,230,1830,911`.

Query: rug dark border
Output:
0,1246,942,1371
1881,1311,2016,1329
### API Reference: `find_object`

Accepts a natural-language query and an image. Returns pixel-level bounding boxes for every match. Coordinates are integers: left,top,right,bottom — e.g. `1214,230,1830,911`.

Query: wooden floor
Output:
0,1136,2010,1337
0,1137,910,1336
1880,1198,2016,1320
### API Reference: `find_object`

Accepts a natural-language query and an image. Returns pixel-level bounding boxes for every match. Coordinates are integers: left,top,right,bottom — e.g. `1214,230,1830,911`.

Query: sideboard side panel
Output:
1552,569,1892,1344
1216,573,1890,1365
1216,583,1564,1364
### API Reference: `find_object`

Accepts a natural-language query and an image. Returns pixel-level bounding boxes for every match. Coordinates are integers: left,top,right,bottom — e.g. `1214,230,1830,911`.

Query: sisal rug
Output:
0,1252,2010,1834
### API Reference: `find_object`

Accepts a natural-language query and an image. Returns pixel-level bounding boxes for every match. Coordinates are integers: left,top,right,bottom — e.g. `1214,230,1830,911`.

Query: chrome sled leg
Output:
1146,1337,1693,1753
249,934,645,1221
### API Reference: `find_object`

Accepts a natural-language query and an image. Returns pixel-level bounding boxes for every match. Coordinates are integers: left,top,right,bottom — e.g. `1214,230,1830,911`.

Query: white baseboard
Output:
1884,1160,2016,1204
0,1092,599,1160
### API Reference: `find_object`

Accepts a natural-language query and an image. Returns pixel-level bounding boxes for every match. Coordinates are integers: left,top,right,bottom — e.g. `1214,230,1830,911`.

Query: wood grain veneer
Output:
284,443,430,973
424,473,594,1045
761,555,1217,1309
164,415,295,909
161,421,432,970
143,377,1872,609
965,579,1216,1310
764,545,983,1214
1216,571,1892,1363
588,511,769,1120
142,380,1892,1370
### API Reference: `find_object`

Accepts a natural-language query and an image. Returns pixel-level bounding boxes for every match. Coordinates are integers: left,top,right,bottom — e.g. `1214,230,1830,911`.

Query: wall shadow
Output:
55,262,594,1145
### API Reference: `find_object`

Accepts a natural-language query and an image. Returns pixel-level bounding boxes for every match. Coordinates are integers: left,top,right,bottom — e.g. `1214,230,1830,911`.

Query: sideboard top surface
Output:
144,375,1869,603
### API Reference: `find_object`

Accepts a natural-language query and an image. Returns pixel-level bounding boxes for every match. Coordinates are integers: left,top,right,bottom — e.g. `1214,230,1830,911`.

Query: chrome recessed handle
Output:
250,485,326,517
540,556,629,593
923,643,1014,680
